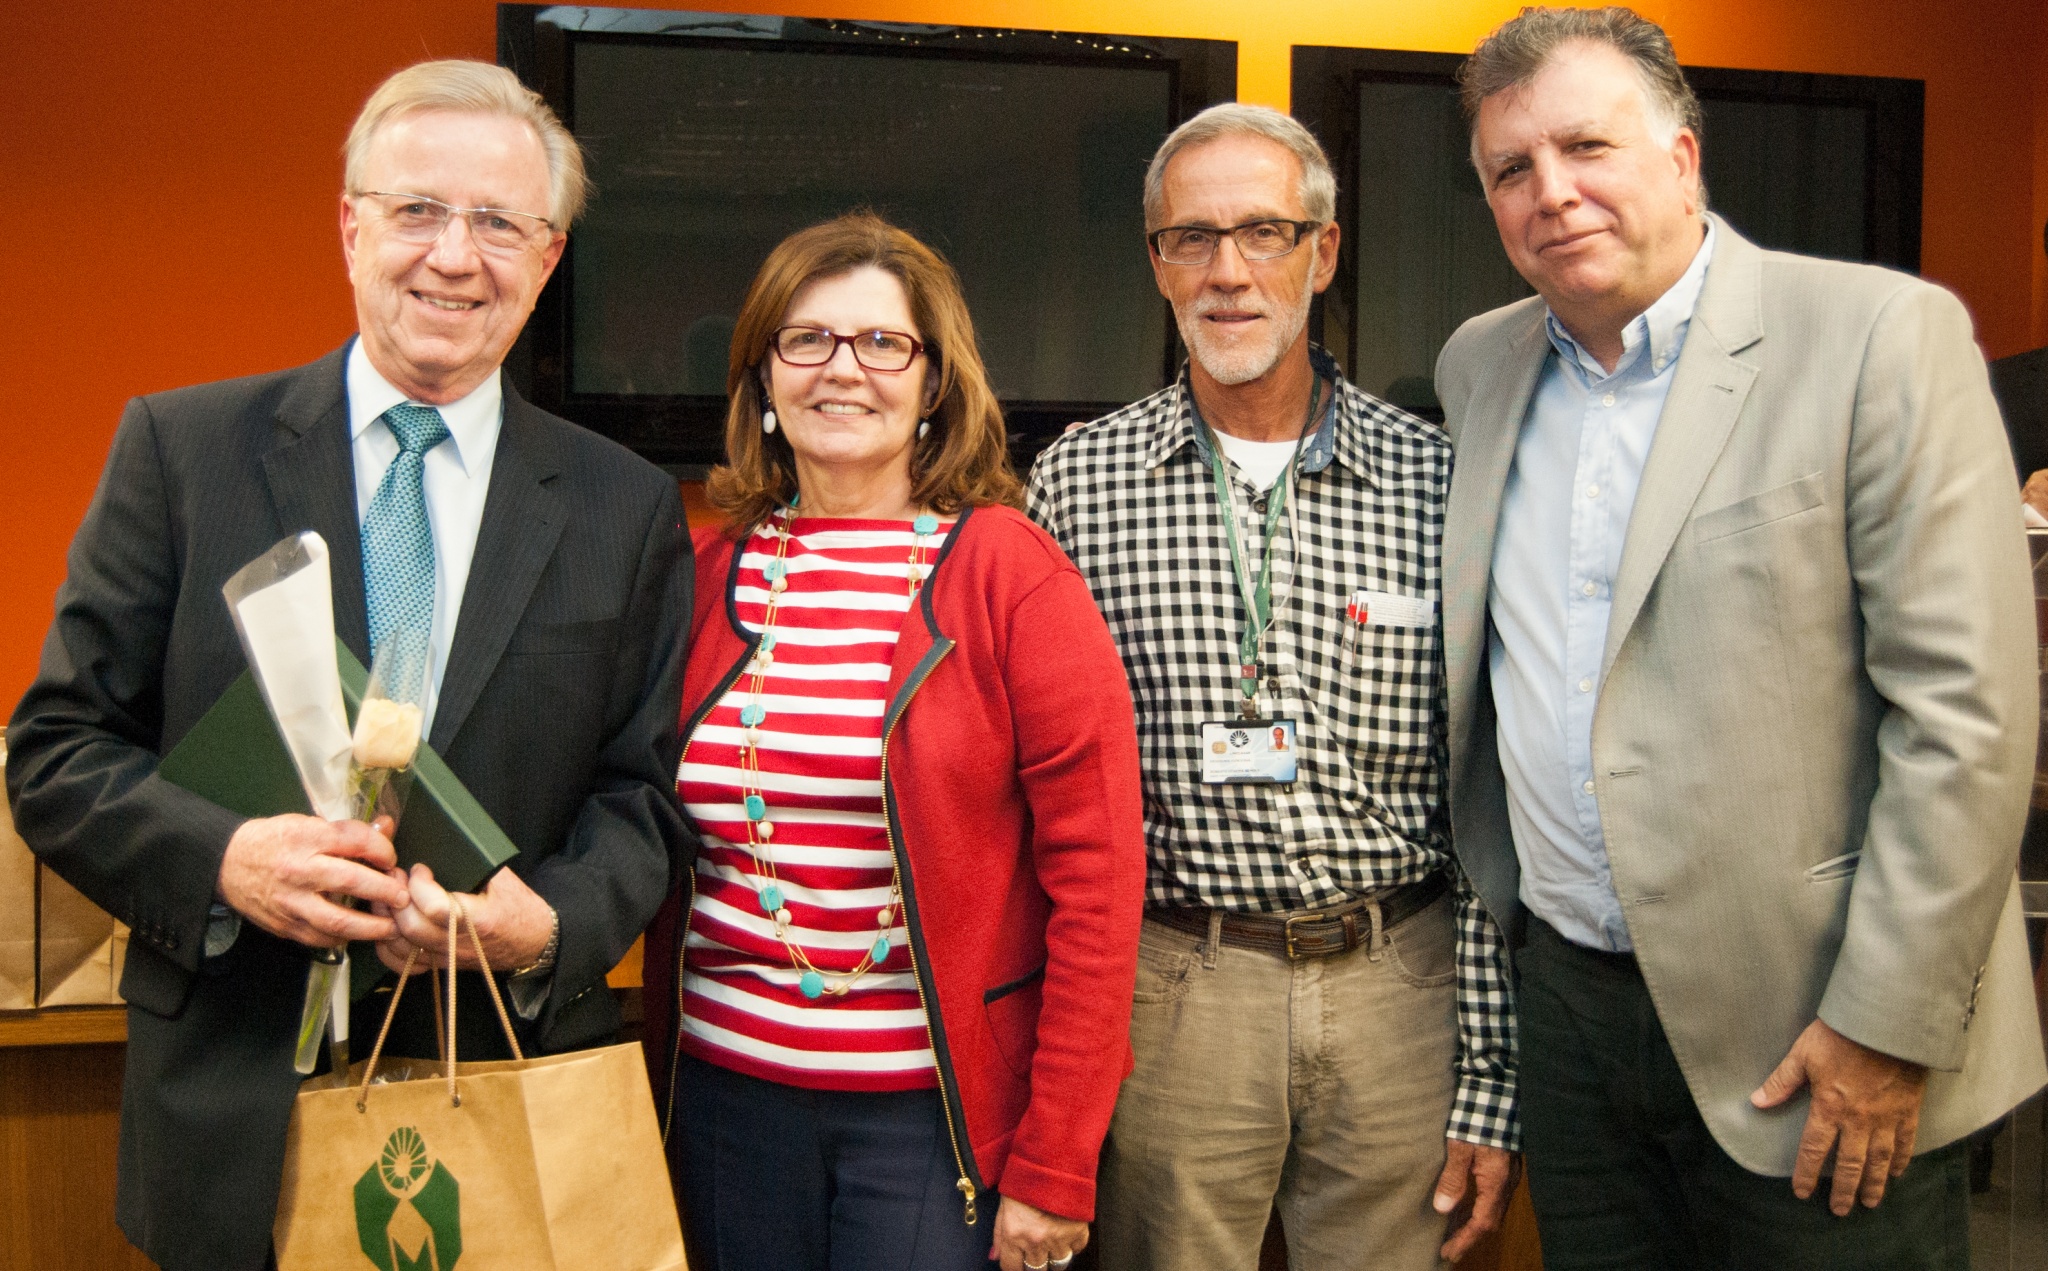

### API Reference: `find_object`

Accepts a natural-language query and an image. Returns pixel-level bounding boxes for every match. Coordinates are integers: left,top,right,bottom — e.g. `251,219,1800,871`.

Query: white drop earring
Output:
762,408,778,436
917,418,930,440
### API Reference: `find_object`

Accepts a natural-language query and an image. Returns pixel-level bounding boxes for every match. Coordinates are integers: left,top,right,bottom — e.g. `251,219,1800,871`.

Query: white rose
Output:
352,698,424,771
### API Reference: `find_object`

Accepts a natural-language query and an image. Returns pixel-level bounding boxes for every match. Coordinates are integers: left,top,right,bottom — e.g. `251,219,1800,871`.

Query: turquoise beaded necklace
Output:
737,498,941,1000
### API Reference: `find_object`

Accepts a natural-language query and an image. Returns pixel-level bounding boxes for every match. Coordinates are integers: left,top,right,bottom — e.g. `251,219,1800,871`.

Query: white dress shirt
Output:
1487,221,1715,952
347,342,555,1011
346,338,502,738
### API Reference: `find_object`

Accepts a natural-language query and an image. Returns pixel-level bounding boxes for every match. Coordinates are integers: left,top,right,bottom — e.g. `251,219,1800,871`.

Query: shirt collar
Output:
1544,217,1717,382
1146,343,1349,479
345,336,503,474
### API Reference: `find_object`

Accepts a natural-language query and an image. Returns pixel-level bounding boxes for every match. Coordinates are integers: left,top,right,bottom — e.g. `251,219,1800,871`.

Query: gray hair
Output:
343,60,589,228
1142,103,1337,230
1458,7,1704,155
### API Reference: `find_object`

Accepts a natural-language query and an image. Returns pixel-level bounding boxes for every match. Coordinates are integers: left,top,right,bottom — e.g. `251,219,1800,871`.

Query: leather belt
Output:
1146,872,1448,960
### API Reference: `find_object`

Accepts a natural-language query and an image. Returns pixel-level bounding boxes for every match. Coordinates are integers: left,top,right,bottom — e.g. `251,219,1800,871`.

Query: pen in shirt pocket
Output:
1342,591,1367,662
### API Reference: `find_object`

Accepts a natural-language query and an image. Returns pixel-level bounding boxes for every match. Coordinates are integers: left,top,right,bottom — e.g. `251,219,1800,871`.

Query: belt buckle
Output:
1284,909,1364,959
1283,913,1321,960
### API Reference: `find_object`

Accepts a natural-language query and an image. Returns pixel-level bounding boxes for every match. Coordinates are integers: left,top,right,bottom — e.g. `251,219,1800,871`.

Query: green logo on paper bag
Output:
354,1126,462,1271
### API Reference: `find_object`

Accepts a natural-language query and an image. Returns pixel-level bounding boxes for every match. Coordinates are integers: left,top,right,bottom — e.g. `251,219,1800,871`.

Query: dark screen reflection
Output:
570,40,1172,404
1348,80,1877,415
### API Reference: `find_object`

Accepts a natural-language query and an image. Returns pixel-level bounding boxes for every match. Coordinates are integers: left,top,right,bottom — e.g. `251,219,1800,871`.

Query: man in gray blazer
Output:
6,61,688,1271
1436,8,2045,1264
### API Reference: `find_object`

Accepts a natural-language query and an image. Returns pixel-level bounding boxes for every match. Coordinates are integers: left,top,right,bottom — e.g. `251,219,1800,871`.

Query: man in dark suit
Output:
4,60,689,1271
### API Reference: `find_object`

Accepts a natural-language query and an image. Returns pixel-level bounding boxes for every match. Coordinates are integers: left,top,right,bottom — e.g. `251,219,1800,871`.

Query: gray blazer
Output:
1435,218,2047,1175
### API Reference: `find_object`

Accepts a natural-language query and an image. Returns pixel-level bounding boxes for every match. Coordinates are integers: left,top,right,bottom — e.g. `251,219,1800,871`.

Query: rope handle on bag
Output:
355,897,527,1112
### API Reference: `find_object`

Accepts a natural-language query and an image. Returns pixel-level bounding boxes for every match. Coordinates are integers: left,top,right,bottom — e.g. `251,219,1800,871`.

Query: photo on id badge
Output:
1201,719,1298,784
1343,588,1437,669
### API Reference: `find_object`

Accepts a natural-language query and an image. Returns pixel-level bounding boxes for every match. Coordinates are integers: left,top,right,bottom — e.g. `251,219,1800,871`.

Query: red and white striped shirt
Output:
676,514,949,1091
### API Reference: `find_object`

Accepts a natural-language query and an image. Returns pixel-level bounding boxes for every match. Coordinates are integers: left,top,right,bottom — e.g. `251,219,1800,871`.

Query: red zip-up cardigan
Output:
642,502,1145,1223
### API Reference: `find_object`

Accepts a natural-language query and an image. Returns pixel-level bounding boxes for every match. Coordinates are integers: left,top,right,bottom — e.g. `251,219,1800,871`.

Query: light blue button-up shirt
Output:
1487,222,1715,952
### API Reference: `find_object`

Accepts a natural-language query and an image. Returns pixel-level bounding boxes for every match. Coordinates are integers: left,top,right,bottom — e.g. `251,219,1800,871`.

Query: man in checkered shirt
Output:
1027,103,1518,1270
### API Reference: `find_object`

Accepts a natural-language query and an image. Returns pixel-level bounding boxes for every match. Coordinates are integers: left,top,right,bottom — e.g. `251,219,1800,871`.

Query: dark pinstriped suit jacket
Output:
5,345,691,1271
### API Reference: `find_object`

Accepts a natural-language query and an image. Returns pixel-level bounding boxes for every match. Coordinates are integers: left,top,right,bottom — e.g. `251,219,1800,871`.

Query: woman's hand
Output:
989,1196,1088,1271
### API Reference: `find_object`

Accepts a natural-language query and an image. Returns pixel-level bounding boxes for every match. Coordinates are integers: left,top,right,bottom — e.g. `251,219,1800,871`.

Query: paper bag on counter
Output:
0,731,36,1010
36,862,128,1007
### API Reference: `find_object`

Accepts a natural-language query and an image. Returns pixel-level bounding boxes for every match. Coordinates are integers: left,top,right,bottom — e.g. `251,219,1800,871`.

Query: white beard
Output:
1176,266,1317,387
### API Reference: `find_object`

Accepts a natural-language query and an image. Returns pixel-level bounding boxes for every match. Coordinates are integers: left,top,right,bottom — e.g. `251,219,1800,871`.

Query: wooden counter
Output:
0,1009,158,1271
0,1004,125,1048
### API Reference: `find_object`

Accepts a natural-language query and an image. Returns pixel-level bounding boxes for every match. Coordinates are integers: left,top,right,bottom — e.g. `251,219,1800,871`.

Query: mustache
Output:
1188,294,1268,320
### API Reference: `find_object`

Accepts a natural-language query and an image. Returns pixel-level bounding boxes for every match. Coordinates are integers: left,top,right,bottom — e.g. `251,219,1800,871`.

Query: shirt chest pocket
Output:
1334,621,1441,761
1347,622,1438,686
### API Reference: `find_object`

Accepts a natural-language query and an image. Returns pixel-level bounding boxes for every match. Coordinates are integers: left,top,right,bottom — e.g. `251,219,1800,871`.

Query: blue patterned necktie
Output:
362,404,450,693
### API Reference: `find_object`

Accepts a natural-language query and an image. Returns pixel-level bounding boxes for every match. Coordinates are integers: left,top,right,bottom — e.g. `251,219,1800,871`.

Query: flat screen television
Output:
499,6,1236,470
1291,48,1923,418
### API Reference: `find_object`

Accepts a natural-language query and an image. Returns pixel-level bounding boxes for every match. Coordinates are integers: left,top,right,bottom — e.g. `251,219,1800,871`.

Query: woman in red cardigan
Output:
642,213,1145,1271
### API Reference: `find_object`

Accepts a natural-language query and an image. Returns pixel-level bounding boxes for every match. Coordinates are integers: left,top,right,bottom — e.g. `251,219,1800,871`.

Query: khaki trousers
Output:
1096,894,1459,1271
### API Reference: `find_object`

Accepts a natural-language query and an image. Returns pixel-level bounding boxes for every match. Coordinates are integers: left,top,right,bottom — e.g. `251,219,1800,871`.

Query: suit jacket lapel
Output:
1446,312,1549,768
430,384,565,751
1602,220,1764,677
261,347,371,664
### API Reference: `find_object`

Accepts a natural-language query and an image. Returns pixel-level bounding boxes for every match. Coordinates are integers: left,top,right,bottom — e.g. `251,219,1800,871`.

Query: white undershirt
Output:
345,339,503,737
1212,430,1301,492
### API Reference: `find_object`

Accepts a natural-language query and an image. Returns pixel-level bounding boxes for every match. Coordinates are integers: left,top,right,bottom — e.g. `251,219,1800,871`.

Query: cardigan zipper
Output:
880,636,983,1225
661,636,759,1145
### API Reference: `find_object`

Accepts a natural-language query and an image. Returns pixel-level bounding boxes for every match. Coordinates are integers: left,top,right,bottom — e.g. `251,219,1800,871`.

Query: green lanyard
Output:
1200,377,1326,717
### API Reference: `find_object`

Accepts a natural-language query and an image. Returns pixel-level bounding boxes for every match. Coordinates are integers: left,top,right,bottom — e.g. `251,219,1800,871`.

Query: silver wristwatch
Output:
513,906,561,979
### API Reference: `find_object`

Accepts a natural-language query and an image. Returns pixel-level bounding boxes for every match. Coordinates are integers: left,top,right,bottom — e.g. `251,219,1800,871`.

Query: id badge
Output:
1200,719,1298,784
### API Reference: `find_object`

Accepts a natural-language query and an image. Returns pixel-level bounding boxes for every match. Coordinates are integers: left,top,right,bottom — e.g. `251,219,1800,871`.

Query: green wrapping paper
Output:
157,639,520,994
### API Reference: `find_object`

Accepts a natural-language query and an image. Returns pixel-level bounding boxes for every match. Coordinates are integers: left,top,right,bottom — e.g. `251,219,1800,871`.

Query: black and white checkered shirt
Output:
1026,347,1517,1150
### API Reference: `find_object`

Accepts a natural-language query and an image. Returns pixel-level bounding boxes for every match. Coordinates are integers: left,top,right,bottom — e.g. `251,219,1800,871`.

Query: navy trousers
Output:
673,1053,996,1271
1516,917,1973,1270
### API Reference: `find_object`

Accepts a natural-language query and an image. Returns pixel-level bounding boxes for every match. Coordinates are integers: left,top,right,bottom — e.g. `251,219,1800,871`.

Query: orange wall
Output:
3,0,2045,711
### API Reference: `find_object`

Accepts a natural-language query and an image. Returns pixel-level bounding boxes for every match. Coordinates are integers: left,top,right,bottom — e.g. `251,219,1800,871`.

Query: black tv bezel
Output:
1290,46,1925,409
498,5,1237,472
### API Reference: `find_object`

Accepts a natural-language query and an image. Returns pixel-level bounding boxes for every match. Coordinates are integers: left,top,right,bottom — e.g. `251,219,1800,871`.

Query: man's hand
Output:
1433,1138,1519,1262
1750,1018,1928,1215
2022,469,2048,520
374,863,553,974
988,1196,1088,1271
217,813,408,948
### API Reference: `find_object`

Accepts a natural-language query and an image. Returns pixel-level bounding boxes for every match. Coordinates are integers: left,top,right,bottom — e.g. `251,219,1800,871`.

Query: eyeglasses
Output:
1148,219,1323,266
769,326,926,373
355,191,556,255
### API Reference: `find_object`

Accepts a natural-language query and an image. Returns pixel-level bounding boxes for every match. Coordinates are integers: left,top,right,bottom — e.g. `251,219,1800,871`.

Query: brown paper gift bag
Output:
274,902,686,1271
35,862,129,1006
0,731,38,1010
8,724,131,1007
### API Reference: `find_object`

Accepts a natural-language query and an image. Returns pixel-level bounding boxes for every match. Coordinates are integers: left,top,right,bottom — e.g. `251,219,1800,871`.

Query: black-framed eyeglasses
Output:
354,191,556,255
769,326,926,372
1148,219,1323,266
